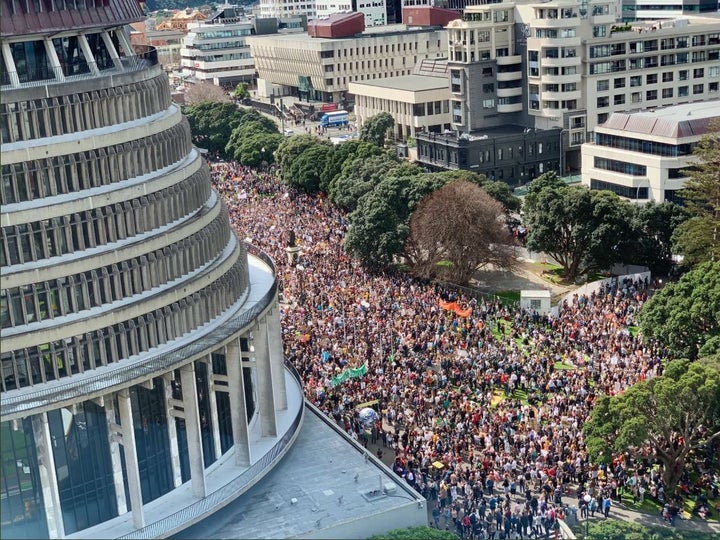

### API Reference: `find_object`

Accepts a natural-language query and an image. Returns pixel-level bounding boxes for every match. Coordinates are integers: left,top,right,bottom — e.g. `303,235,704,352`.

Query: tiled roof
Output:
601,100,720,139
1,0,145,38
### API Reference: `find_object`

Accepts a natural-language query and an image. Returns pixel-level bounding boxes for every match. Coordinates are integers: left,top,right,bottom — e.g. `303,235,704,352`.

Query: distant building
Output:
247,11,447,103
156,8,208,32
621,0,720,22
181,8,307,87
581,100,720,203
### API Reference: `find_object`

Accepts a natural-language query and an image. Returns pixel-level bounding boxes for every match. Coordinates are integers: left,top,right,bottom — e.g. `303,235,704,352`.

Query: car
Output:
283,128,294,136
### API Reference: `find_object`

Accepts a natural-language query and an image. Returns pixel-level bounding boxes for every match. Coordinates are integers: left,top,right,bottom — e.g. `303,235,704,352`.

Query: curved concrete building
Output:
0,1,302,538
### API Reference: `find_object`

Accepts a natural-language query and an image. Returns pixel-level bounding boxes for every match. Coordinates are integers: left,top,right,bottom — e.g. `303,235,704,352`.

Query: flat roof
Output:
247,23,441,44
175,405,426,539
351,74,448,92
601,100,720,139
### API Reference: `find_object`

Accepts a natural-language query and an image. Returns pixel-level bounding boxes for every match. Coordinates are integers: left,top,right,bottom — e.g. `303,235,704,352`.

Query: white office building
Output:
581,100,720,203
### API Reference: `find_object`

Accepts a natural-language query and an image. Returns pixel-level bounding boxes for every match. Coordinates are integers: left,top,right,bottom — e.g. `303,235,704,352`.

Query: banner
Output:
330,363,368,387
439,300,472,318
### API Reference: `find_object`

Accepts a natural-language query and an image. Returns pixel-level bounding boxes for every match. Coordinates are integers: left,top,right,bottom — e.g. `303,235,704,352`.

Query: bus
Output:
319,110,349,128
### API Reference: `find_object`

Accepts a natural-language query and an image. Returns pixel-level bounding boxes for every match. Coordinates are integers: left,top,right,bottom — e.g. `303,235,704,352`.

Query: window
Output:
597,79,609,91
646,90,657,100
594,157,646,176
598,113,609,124
614,78,625,89
679,86,689,97
482,99,495,109
591,179,648,199
710,82,719,93
679,70,689,81
662,72,673,83
693,84,704,95
694,68,704,78
631,92,642,103
593,26,606,38
597,96,609,107
646,74,657,84
630,76,642,87
662,88,673,98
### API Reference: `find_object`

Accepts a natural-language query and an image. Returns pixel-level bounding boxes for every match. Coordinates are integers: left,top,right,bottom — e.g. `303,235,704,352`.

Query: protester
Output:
211,161,671,538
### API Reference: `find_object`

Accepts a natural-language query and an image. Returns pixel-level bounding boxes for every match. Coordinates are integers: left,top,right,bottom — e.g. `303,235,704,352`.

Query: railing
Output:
1,243,278,418
120,359,304,539
1,45,159,91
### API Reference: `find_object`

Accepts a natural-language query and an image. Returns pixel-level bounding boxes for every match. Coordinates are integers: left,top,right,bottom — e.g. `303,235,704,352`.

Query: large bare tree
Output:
405,180,516,284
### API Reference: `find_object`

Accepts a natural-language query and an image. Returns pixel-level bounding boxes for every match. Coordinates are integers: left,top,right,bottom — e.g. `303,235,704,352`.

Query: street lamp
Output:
583,494,592,538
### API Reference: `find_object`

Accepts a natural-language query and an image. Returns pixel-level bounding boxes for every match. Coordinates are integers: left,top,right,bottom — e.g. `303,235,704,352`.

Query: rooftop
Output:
600,100,720,139
247,23,442,44
350,74,448,92
174,404,426,539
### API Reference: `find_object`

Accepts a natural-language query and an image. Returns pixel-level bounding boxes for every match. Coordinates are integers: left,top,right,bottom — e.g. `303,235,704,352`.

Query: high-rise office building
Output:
0,0,303,537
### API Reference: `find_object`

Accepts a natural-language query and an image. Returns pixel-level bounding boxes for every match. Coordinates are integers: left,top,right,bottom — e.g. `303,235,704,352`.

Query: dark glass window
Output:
129,378,174,504
10,41,53,83
195,362,216,467
212,353,233,455
171,370,191,483
0,419,48,539
48,401,118,534
591,179,648,199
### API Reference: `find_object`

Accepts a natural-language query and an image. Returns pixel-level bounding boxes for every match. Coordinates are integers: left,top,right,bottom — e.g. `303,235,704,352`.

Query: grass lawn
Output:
496,290,521,305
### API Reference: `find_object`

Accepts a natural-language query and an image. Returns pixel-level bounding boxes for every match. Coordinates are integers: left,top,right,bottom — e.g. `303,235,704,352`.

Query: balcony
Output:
541,89,582,101
497,102,523,113
541,56,580,67
497,87,523,98
1,45,159,91
497,71,522,82
496,54,522,66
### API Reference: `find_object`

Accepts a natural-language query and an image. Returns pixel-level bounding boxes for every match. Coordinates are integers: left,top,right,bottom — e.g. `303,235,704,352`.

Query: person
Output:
432,505,441,528
602,496,612,518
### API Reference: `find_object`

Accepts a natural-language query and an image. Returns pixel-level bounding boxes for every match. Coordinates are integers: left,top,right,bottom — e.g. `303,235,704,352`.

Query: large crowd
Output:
209,161,701,538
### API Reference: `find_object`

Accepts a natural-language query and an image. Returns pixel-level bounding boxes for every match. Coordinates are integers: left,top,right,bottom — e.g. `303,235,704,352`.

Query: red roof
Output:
402,6,461,27
307,12,364,39
1,0,146,38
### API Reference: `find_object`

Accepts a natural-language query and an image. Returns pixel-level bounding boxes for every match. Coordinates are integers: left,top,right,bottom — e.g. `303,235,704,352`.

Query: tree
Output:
672,127,720,266
480,180,521,213
183,82,231,104
276,135,329,179
329,153,402,211
359,112,395,147
405,180,516,284
523,171,564,214
184,101,244,158
583,357,720,495
224,109,281,165
344,173,446,268
233,82,250,100
524,185,634,280
283,144,334,193
320,140,385,193
368,526,459,540
638,261,720,360
628,202,687,275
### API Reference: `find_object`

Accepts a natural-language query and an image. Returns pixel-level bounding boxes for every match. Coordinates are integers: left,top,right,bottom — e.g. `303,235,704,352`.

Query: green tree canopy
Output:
233,82,250,99
405,180,516,284
368,525,459,540
523,171,564,214
329,153,403,211
628,202,688,275
283,144,334,193
638,261,720,359
320,140,384,192
481,180,521,213
344,172,446,268
672,127,720,266
524,184,633,280
184,101,244,158
359,112,394,147
276,135,333,191
224,109,281,165
583,357,720,495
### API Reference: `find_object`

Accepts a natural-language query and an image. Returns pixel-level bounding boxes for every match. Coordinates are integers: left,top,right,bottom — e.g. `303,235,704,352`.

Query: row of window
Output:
1,73,171,144
594,157,647,176
591,179,648,200
1,119,192,205
589,50,717,74
0,258,249,391
1,210,231,329
595,133,695,157
596,84,715,107
1,168,211,266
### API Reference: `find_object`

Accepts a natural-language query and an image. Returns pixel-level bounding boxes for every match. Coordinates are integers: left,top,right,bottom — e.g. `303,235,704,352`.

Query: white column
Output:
1,42,21,86
227,339,251,466
43,38,65,81
266,306,288,410
181,363,207,498
117,389,144,529
31,413,64,539
163,373,183,488
205,356,223,460
77,34,99,74
101,30,123,69
254,321,277,437
104,396,128,515
115,28,135,57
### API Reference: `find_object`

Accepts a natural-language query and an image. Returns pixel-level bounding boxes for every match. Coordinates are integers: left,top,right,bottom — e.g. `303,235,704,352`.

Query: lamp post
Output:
559,128,569,177
583,494,592,539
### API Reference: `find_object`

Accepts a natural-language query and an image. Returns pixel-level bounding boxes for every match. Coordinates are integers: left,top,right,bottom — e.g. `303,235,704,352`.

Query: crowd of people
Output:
209,161,685,538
